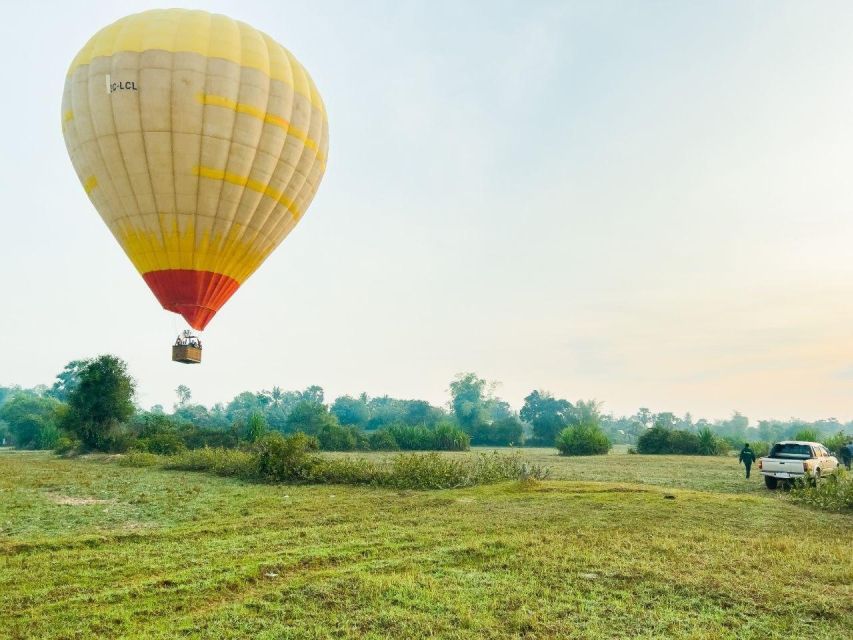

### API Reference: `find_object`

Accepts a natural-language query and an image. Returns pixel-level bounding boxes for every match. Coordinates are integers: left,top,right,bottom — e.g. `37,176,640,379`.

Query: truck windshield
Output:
769,443,811,459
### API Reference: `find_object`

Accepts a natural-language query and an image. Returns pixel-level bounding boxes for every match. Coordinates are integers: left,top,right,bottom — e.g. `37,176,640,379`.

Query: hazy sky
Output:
1,1,852,421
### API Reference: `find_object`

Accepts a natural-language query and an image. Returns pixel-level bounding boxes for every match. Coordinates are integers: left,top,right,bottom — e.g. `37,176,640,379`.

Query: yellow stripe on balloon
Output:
193,166,303,220
198,93,326,169
110,217,279,283
83,175,98,194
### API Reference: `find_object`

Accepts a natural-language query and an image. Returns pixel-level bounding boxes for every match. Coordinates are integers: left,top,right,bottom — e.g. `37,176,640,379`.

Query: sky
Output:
1,0,853,422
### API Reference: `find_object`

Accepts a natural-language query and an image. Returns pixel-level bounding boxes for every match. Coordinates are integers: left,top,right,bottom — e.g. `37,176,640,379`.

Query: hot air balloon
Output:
61,9,329,363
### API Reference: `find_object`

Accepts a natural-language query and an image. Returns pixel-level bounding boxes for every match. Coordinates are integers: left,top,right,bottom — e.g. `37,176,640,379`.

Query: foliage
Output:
165,447,258,477
62,355,136,451
386,423,469,451
284,400,338,435
46,360,87,402
253,432,321,482
823,431,852,454
556,423,611,456
317,422,368,451
520,390,575,446
367,429,399,451
245,411,268,443
793,428,820,442
470,416,524,446
131,413,187,455
697,427,729,456
0,392,65,449
330,395,369,428
790,469,852,512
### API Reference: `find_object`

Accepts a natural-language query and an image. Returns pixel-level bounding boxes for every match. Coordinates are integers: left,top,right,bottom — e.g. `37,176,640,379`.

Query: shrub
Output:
636,426,672,454
637,426,715,455
119,451,161,467
165,447,257,478
431,422,470,451
750,441,770,458
386,423,470,451
253,432,320,482
556,423,611,456
368,429,399,451
790,469,852,512
823,431,852,455
697,427,728,456
793,428,819,442
317,422,357,451
54,435,80,455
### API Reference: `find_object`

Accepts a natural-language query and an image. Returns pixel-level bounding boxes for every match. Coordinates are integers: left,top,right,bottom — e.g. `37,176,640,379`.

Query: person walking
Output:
739,443,757,479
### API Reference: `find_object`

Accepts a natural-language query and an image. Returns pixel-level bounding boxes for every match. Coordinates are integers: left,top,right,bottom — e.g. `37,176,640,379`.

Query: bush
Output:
750,441,771,458
165,447,257,478
317,422,359,451
253,432,320,482
636,426,726,455
697,427,728,456
823,432,852,455
368,429,399,451
793,428,819,442
309,451,539,489
386,423,470,451
119,451,161,467
54,435,80,455
556,423,611,456
790,469,852,512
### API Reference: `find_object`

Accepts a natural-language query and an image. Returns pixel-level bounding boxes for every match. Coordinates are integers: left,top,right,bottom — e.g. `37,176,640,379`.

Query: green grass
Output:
0,449,850,639
323,446,768,495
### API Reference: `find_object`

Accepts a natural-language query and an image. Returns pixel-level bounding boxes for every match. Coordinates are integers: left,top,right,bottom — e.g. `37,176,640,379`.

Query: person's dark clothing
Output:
841,444,853,470
739,447,756,479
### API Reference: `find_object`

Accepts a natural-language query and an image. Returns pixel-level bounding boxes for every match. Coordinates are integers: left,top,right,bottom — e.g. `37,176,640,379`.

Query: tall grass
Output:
119,434,546,490
789,469,852,512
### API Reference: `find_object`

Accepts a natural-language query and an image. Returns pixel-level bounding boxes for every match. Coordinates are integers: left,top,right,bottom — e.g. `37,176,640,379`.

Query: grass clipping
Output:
121,433,550,490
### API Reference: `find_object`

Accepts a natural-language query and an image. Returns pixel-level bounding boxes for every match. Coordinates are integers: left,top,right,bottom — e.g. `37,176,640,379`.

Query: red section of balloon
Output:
142,270,240,330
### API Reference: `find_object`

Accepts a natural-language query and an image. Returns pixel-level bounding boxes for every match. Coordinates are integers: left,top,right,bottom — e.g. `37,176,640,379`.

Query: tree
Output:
653,412,678,430
488,416,524,446
520,390,574,446
0,392,64,449
331,395,369,427
300,385,325,404
449,373,489,433
245,411,268,443
47,360,87,402
284,400,337,435
175,384,192,409
62,355,136,451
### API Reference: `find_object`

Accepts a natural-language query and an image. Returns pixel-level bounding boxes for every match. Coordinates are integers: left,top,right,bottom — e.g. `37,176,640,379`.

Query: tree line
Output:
0,356,850,456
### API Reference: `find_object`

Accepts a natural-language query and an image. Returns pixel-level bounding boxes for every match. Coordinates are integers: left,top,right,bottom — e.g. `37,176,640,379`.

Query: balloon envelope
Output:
62,9,328,329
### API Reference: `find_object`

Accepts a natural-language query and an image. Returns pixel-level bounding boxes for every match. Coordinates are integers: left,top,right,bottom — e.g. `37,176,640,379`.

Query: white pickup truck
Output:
758,441,838,489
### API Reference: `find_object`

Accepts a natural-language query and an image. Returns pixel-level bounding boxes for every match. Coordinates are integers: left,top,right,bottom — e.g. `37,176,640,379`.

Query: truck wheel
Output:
764,476,778,490
809,469,820,487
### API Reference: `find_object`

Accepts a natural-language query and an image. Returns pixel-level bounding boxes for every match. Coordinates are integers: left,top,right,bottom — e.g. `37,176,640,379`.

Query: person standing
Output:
739,443,757,479
840,442,853,470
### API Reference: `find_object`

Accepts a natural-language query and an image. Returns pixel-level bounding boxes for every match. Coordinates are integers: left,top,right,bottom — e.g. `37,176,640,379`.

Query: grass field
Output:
1,448,850,639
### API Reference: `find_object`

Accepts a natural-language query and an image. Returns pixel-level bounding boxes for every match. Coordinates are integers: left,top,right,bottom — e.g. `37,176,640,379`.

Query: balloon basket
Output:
172,344,202,364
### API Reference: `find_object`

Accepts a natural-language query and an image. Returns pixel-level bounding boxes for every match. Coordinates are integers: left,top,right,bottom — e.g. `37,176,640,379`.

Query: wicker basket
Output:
172,345,202,364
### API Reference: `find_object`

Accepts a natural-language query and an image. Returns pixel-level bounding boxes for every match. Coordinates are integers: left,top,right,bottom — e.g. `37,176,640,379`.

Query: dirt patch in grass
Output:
44,492,113,506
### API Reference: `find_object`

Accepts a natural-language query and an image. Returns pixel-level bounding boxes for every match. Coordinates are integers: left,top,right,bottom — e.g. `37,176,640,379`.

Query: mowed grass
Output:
0,450,850,639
